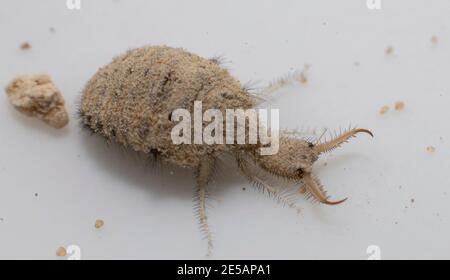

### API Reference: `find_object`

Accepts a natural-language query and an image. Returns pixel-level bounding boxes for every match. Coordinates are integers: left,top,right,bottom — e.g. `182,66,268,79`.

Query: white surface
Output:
1,0,450,260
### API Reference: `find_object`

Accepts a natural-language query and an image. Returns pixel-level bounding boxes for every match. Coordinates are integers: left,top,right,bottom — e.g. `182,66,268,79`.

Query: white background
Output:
0,0,449,260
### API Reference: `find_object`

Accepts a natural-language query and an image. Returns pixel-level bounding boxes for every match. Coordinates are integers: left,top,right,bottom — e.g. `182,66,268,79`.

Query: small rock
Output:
20,42,31,50
5,75,69,129
56,246,67,257
95,219,105,229
394,101,405,111
379,105,390,115
385,46,395,56
431,35,439,45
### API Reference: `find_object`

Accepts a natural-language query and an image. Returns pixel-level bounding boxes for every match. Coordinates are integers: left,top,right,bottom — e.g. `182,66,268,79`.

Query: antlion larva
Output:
79,46,373,255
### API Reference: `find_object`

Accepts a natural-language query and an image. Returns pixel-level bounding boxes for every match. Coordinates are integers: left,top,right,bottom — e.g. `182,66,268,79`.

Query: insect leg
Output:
194,156,216,256
236,152,301,212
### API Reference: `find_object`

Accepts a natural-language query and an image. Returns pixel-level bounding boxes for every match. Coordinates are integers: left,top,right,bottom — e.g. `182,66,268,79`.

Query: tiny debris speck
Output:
56,246,67,257
379,105,390,115
431,35,439,45
385,46,395,56
95,219,105,229
20,42,31,50
394,101,405,111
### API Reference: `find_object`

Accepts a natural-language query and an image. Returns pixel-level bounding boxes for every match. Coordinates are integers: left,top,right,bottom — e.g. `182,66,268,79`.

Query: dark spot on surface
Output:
75,108,84,120
162,72,172,87
150,149,160,161
79,115,97,134
20,42,31,50
221,92,233,99
96,122,103,132
308,142,314,148
297,168,304,176
168,112,173,121
159,72,175,97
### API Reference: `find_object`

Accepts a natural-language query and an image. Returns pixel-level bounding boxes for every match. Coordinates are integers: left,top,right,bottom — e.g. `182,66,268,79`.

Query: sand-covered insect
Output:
78,46,373,255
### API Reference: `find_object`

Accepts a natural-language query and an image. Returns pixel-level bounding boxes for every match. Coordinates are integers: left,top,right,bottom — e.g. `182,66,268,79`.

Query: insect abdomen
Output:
80,46,253,167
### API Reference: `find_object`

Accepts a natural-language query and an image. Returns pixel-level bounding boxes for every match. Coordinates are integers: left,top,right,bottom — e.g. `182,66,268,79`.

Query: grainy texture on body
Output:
80,46,253,167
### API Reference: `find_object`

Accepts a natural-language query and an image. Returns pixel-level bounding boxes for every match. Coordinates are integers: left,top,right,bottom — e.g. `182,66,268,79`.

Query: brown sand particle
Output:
95,219,105,229
56,246,67,257
394,101,405,111
5,74,69,129
426,146,436,153
385,46,395,56
379,105,390,115
20,42,31,50
431,35,439,45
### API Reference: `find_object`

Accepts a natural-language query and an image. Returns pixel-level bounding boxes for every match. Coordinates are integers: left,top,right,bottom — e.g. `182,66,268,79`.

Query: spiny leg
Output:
194,156,215,256
236,152,301,212
252,66,310,105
